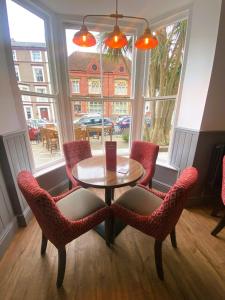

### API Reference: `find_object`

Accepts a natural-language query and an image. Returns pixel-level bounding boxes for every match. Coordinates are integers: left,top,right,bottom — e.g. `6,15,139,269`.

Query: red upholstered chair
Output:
111,167,198,280
130,141,159,187
63,140,92,189
17,171,110,288
211,156,225,236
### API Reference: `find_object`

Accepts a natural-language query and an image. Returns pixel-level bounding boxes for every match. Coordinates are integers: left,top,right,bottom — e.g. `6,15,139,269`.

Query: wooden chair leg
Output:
211,215,225,236
41,232,48,256
170,228,177,248
154,240,164,280
57,247,66,288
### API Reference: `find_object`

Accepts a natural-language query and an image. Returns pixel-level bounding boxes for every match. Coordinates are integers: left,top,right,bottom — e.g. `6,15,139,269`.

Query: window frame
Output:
5,0,63,173
35,86,48,102
88,78,101,95
114,79,128,96
19,84,31,102
140,13,190,160
14,65,20,81
24,105,33,120
71,79,80,94
30,50,42,62
32,65,45,82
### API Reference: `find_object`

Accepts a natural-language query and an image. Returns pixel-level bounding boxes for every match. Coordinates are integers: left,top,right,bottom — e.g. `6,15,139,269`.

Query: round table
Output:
72,155,144,240
72,155,144,205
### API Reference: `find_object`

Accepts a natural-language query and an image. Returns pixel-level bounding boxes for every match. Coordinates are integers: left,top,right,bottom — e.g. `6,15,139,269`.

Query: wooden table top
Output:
72,156,144,189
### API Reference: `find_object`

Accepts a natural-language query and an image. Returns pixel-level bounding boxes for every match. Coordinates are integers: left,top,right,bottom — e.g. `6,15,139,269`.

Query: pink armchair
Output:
111,167,198,280
63,140,92,189
130,141,159,187
17,170,110,287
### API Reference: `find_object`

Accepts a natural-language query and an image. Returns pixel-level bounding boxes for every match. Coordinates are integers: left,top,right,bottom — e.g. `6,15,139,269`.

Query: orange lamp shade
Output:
73,25,96,47
135,28,158,50
104,25,128,49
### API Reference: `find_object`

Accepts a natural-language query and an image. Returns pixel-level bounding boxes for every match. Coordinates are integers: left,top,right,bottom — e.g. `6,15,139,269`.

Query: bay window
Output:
5,0,189,171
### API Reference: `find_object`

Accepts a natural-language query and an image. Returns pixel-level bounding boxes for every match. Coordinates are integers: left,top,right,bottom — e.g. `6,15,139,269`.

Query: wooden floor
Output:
0,187,225,300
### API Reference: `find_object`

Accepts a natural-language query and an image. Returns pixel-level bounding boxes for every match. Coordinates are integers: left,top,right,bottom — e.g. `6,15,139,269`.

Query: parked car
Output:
116,116,151,129
74,116,114,127
116,116,132,129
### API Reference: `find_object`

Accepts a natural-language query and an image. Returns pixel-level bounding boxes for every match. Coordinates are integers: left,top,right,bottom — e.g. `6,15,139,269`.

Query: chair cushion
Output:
115,186,162,216
56,188,106,220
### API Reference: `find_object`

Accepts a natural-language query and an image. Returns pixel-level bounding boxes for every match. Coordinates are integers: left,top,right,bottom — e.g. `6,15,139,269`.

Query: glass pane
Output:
142,99,175,156
66,29,101,97
101,35,133,99
143,19,187,151
66,29,134,154
103,101,132,154
6,0,62,169
6,0,52,94
24,97,62,167
72,100,104,154
146,20,187,98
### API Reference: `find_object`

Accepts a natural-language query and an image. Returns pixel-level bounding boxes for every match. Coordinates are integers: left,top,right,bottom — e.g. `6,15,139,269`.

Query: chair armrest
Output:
53,186,81,203
66,166,79,187
138,184,167,199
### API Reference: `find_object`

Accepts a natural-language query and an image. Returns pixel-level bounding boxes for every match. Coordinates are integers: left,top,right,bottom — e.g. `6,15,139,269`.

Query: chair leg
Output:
105,217,111,247
56,247,66,288
211,215,225,236
148,180,152,189
154,240,164,280
41,232,48,256
170,228,177,248
69,180,72,190
112,188,115,201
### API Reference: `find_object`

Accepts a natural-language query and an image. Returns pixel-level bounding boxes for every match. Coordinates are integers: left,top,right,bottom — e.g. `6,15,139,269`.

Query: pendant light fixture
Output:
73,0,158,50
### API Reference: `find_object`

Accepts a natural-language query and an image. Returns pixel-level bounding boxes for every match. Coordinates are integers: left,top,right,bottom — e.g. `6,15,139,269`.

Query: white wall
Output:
0,1,22,135
177,0,222,130
200,0,225,131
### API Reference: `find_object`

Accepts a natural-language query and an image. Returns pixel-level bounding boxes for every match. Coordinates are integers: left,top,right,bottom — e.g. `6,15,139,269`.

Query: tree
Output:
97,33,133,77
144,20,187,146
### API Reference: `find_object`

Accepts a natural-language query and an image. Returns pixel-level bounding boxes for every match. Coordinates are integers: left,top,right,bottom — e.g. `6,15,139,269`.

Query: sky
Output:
6,0,99,56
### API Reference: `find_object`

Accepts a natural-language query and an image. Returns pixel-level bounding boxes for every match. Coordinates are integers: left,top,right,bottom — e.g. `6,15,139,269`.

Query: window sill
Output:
33,151,178,179
34,160,65,178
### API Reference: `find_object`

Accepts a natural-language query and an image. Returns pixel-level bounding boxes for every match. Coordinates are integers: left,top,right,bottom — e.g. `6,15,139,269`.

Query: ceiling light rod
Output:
73,0,158,50
82,14,149,28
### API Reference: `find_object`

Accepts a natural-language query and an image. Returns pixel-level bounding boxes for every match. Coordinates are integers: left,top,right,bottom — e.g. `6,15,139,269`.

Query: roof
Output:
68,52,131,73
11,40,46,50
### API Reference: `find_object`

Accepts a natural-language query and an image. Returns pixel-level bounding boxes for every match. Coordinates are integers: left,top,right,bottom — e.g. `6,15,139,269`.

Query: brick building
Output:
12,41,132,124
11,40,55,122
68,51,132,121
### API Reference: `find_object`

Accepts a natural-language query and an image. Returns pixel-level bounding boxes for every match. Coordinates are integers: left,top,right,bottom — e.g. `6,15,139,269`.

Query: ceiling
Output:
38,0,192,20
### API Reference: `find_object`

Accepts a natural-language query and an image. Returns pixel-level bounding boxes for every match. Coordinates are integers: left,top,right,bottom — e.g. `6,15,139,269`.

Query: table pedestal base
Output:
94,218,126,242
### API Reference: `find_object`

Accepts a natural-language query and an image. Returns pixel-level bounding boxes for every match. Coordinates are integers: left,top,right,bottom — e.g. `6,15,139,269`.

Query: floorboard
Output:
0,188,225,300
